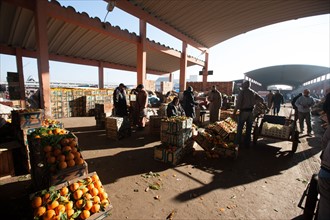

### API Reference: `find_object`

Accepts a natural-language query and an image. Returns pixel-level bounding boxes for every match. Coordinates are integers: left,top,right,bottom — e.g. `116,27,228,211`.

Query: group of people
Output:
265,90,285,116
113,83,148,130
167,85,223,123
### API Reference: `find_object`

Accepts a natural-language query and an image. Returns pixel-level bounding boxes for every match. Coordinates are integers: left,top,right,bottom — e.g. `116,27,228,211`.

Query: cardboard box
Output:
12,109,44,129
160,129,192,147
154,144,193,165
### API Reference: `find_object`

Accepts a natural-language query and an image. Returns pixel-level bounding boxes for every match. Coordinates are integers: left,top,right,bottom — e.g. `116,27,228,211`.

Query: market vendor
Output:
233,81,264,148
167,97,185,117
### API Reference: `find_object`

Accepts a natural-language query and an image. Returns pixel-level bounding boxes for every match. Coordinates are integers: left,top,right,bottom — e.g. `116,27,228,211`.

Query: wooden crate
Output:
0,141,21,178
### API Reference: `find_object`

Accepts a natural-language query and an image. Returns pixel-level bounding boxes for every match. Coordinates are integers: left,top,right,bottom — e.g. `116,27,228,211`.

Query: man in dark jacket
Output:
183,86,199,118
113,83,128,117
323,88,330,124
272,90,284,116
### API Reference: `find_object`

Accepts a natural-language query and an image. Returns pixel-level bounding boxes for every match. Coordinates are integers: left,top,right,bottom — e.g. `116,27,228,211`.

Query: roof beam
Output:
0,44,167,75
112,0,209,52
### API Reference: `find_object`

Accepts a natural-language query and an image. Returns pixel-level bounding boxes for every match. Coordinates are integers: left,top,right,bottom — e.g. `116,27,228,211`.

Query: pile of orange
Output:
44,137,85,172
31,174,111,220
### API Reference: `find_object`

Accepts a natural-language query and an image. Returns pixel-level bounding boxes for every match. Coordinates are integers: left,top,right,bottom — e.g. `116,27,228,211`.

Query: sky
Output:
0,1,329,86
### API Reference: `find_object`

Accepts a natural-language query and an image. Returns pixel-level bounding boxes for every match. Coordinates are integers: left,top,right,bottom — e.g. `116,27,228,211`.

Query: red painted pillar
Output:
98,62,104,89
35,0,51,118
179,42,187,92
137,19,147,86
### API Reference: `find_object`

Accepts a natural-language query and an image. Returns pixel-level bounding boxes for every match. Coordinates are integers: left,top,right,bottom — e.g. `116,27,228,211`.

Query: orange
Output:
87,183,95,191
84,200,93,211
60,186,69,196
84,193,92,200
43,193,51,203
58,161,67,170
47,200,59,210
32,196,42,208
82,186,89,194
56,154,66,162
75,199,84,209
75,158,84,165
69,140,77,148
34,206,46,217
70,182,80,192
55,204,66,215
71,147,78,153
101,199,109,207
62,146,72,153
85,177,93,184
94,180,102,189
91,174,99,182
90,188,99,197
60,138,70,147
66,209,75,218
67,159,75,167
43,145,53,153
80,210,90,220
97,187,104,195
65,201,73,210
73,151,81,159
99,192,108,200
91,203,100,213
47,156,56,164
93,196,100,204
73,189,83,200
65,152,75,161
43,210,55,220
53,148,62,157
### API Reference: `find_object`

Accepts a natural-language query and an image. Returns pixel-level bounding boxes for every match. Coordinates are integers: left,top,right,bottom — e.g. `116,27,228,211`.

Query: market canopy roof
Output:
1,0,329,75
244,65,330,88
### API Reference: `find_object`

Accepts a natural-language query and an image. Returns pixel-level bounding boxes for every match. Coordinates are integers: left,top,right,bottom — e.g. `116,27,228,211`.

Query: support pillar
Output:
98,62,104,89
16,48,26,108
35,0,51,118
169,73,173,82
137,19,147,86
179,42,187,92
202,51,209,92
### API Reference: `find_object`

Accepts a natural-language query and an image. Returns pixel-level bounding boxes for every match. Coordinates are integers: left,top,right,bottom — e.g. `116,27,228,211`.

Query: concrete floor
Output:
0,105,325,219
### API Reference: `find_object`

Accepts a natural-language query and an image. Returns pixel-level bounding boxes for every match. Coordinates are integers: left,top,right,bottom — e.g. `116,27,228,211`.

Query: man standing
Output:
323,88,330,124
183,86,199,119
207,85,222,123
136,84,148,130
113,83,128,117
233,81,264,148
265,90,274,113
272,90,284,116
295,89,315,136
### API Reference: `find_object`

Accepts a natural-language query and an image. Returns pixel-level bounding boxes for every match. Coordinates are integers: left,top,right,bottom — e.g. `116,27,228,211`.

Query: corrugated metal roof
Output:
1,0,329,77
122,0,330,48
245,65,330,88
0,0,200,74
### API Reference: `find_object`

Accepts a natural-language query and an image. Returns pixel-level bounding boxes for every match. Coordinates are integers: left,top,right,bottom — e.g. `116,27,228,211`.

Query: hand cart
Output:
252,114,300,153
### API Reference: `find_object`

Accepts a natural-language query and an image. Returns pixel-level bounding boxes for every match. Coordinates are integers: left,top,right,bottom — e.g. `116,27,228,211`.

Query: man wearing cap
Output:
113,83,128,117
233,81,264,148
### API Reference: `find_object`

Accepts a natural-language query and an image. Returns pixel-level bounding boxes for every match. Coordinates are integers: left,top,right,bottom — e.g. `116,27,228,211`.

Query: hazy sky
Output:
0,1,329,86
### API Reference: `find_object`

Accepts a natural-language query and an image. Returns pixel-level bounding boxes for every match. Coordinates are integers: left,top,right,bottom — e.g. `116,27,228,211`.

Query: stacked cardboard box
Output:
154,117,194,165
50,88,116,119
105,116,131,140
95,103,113,128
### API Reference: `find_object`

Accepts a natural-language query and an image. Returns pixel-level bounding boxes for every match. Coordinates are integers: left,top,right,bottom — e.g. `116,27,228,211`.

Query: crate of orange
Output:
28,127,88,191
30,172,112,220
